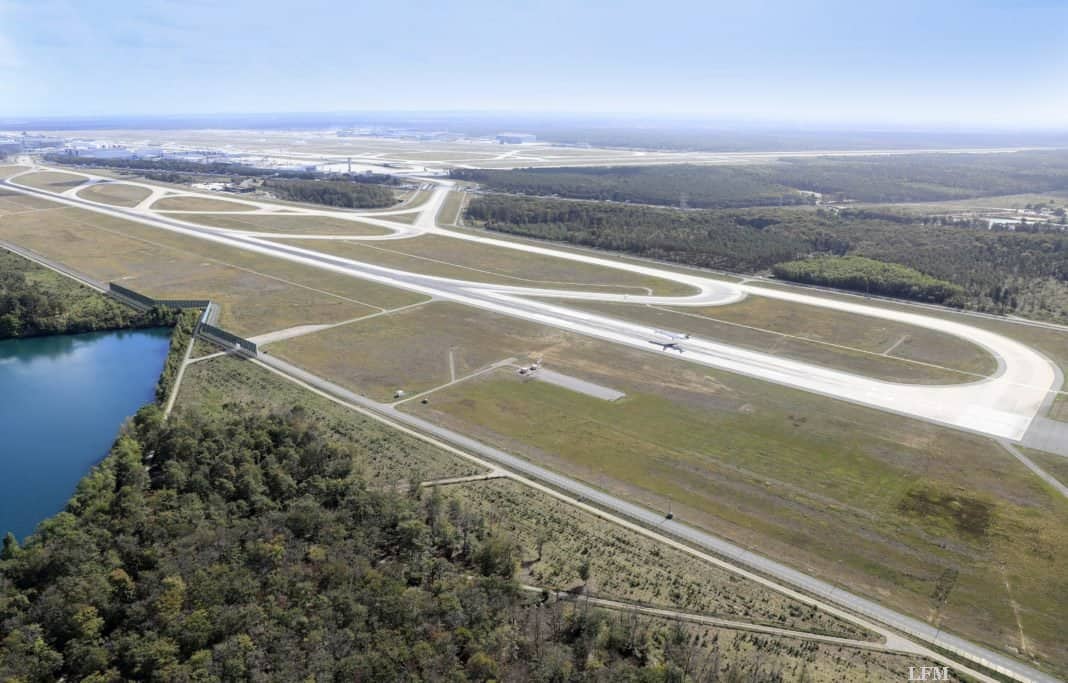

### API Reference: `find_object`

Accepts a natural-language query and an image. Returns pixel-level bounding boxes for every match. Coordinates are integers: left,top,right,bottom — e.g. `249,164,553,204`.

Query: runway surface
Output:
3,163,1058,442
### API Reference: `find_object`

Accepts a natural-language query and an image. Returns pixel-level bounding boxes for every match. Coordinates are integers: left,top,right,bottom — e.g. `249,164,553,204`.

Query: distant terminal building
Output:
496,132,536,144
14,133,62,150
61,145,165,160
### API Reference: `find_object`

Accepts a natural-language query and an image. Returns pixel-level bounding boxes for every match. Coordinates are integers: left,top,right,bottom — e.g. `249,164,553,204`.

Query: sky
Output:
1,0,1066,128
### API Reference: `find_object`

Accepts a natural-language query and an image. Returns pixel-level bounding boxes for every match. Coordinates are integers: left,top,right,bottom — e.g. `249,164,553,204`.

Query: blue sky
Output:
1,0,1065,127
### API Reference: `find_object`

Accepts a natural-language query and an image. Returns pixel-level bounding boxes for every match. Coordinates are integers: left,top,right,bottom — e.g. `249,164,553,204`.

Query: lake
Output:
0,328,171,541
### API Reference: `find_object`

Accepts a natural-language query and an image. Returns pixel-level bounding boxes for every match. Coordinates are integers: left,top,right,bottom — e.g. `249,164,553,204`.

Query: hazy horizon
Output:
2,0,1066,129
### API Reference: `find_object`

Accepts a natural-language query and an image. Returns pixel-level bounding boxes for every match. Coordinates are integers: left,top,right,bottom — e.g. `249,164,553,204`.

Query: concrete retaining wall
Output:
199,323,258,356
108,283,210,312
107,283,257,356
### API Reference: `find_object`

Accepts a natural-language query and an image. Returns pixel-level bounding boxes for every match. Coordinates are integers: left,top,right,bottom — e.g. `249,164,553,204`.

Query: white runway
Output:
4,162,1060,442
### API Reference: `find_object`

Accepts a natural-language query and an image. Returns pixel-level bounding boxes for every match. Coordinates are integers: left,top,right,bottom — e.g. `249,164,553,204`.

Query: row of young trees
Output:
0,405,782,681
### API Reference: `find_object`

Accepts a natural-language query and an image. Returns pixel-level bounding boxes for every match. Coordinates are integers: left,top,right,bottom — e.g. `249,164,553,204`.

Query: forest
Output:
42,155,284,179
465,195,1068,321
0,250,177,340
262,178,397,209
765,150,1068,202
457,150,1068,206
0,405,775,682
771,256,965,304
451,166,807,209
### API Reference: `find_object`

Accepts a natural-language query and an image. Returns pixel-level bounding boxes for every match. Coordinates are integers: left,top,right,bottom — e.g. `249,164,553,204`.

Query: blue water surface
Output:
0,328,171,540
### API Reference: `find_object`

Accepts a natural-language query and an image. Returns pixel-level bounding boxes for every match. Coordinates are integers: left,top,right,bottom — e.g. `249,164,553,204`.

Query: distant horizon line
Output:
2,110,1068,135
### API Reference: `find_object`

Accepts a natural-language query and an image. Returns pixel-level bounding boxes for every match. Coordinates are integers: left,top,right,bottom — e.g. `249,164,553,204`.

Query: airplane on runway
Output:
649,340,684,353
650,329,688,352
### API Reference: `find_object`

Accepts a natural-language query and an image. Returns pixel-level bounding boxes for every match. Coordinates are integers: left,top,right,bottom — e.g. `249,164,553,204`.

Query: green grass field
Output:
1024,449,1068,488
75,182,152,207
399,338,1068,676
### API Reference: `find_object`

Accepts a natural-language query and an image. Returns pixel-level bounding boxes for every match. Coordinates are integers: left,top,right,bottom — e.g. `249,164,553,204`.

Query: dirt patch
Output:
898,487,994,538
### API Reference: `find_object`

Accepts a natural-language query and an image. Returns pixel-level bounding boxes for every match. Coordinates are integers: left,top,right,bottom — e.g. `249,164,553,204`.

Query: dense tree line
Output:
263,178,397,209
452,166,808,209
466,195,1068,320
772,256,966,304
42,155,286,178
153,309,201,404
0,251,177,339
0,406,773,681
455,151,1068,207
765,150,1068,203
465,195,813,271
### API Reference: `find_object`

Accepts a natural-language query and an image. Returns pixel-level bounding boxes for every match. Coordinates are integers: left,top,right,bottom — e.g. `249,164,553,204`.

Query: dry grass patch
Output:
76,182,152,207
12,171,88,192
151,195,256,212
443,478,870,639
0,165,28,180
268,301,569,401
0,204,425,335
0,188,63,214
